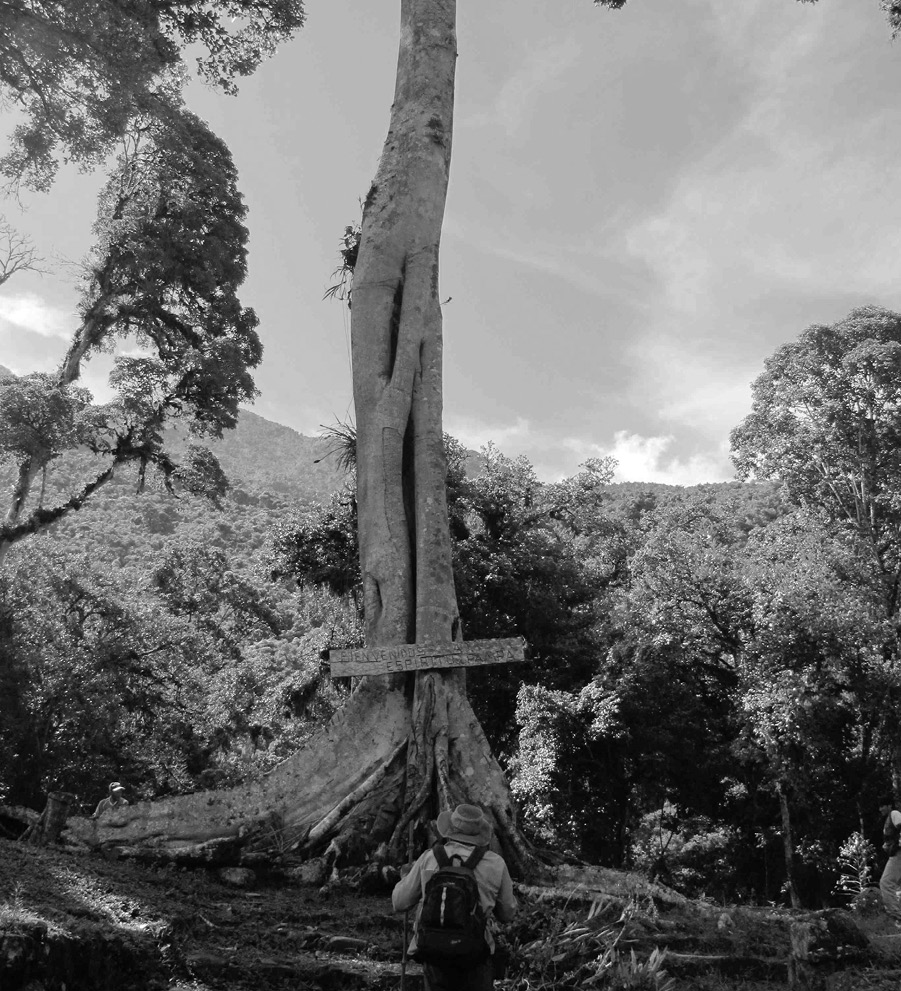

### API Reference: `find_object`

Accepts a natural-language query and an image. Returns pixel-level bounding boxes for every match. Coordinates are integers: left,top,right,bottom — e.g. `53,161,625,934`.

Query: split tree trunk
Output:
350,0,531,871
65,0,534,876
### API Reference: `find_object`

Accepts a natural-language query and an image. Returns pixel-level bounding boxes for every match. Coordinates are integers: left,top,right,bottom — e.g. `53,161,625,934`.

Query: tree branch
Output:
0,215,44,285
0,462,115,558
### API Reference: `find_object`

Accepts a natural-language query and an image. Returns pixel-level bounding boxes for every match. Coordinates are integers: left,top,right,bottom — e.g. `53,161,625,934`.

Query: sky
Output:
3,0,901,485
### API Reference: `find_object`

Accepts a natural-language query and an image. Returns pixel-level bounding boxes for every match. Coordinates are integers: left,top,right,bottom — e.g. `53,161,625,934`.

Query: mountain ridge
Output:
1,398,758,575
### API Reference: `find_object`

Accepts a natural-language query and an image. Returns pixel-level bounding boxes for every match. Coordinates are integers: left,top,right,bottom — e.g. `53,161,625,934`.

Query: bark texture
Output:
352,0,459,652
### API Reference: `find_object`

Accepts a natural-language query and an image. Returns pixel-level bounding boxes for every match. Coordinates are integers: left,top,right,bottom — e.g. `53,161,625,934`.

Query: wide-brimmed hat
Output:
436,804,492,846
109,781,125,794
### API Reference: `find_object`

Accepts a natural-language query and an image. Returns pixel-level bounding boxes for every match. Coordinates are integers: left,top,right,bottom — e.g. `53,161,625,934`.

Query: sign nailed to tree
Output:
328,638,527,678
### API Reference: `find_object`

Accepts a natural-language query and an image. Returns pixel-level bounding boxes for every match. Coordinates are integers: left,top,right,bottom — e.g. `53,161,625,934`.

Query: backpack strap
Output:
432,841,451,867
432,842,487,870
463,845,487,870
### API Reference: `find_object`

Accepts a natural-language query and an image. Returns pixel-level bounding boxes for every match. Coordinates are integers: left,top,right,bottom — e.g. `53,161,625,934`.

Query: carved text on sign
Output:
328,637,527,678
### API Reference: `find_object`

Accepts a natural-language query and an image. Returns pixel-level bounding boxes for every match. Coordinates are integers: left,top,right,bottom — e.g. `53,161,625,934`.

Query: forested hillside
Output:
0,404,347,572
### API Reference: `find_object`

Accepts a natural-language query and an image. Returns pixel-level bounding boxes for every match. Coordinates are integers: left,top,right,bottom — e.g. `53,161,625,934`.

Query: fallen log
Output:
517,865,693,912
0,804,40,827
787,910,869,990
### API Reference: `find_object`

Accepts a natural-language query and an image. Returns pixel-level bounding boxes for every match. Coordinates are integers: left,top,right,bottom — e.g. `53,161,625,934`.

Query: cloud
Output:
564,431,733,486
600,1,901,476
455,227,650,304
443,412,733,486
624,134,901,314
622,6,901,313
0,291,72,340
463,37,583,139
628,336,755,435
445,414,535,453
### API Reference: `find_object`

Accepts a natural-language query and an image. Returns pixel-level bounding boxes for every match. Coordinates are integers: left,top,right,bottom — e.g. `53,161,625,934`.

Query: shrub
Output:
835,831,877,903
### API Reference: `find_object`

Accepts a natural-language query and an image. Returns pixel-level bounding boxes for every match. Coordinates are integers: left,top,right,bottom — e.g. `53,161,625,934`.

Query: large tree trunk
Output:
351,0,526,866
350,0,531,872
66,0,534,877
352,0,459,653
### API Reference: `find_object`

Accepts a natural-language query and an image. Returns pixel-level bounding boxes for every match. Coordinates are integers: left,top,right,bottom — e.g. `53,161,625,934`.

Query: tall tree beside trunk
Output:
0,3,300,566
775,780,802,909
0,110,260,566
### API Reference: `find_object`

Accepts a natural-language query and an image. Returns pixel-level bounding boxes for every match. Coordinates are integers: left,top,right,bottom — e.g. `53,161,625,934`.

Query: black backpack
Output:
413,842,490,966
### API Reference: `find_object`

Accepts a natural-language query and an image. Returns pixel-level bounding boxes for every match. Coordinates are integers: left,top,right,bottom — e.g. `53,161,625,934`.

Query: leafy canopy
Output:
78,108,262,439
0,374,94,466
0,107,262,547
0,0,305,189
731,306,901,613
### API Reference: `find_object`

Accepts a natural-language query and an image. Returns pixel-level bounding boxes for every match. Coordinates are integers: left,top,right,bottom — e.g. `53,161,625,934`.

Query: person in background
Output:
93,781,129,818
879,797,901,925
392,804,517,991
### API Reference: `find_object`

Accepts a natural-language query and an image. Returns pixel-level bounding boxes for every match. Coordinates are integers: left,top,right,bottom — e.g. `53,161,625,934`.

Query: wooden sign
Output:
328,637,527,678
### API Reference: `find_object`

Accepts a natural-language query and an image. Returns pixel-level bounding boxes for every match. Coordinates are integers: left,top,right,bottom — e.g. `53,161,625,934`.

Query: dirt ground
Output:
0,839,406,990
3,838,901,990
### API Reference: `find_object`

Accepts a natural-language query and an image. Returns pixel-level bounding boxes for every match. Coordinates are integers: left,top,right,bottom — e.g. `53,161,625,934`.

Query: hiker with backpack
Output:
391,803,518,990
879,797,901,925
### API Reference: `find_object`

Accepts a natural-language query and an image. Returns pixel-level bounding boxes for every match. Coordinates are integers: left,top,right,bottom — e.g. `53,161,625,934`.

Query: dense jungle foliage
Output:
5,306,901,915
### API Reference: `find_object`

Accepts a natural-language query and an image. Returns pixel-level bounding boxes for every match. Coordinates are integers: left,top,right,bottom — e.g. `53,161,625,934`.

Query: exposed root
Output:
307,738,407,847
65,680,410,859
61,666,536,877
406,673,436,793
489,797,540,878
434,721,453,811
389,748,434,857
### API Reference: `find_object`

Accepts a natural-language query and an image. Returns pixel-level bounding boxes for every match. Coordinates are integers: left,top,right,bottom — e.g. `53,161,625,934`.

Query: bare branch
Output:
0,216,45,286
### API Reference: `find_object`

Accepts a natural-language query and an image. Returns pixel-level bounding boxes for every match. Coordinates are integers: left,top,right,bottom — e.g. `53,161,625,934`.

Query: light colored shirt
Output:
392,840,518,953
93,796,129,818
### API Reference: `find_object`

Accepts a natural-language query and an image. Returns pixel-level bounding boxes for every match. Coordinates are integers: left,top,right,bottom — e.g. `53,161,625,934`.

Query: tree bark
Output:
352,0,459,652
776,780,802,909
3,457,41,529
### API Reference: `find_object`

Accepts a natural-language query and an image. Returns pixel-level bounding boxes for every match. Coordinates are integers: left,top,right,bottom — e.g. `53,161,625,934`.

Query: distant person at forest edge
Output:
392,804,517,991
879,797,901,924
93,781,129,818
